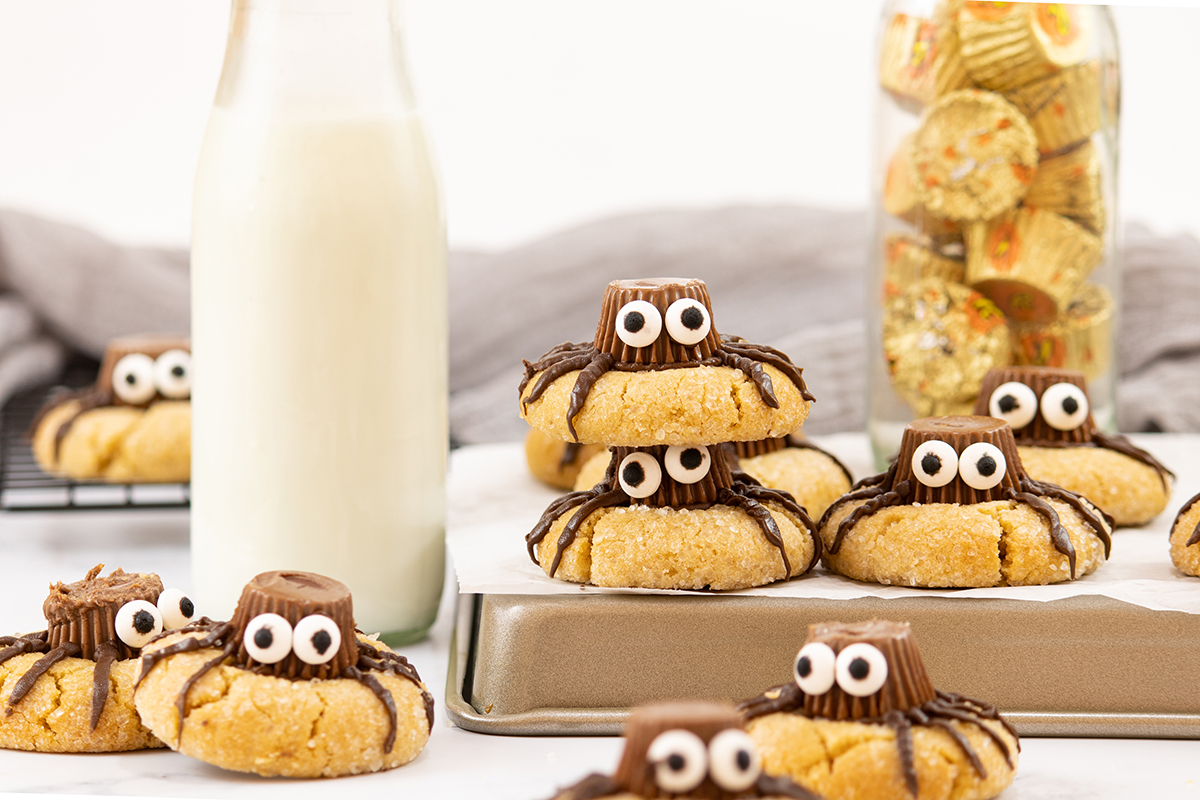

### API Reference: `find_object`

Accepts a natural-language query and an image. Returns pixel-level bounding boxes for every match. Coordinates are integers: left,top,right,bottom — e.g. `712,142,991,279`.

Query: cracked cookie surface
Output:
0,652,163,752
1017,446,1171,527
134,632,430,778
34,400,190,483
819,498,1108,587
520,364,811,446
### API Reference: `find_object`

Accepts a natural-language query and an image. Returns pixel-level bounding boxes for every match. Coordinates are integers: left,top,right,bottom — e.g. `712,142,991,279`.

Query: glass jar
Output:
190,0,447,643
867,1,1120,467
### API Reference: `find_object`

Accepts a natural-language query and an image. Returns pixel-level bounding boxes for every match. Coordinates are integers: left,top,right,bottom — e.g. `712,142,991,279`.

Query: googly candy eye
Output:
115,599,163,649
989,381,1038,430
156,588,196,630
112,354,157,404
647,729,708,793
615,300,663,349
664,445,710,484
793,641,836,695
292,614,343,665
835,642,889,697
243,613,293,664
153,350,192,399
959,442,1007,490
1041,382,1089,431
664,298,711,346
911,440,958,487
707,728,761,792
618,452,662,499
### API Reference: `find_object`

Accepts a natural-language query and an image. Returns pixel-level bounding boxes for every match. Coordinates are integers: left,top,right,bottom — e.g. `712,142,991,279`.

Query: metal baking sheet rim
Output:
445,593,1200,739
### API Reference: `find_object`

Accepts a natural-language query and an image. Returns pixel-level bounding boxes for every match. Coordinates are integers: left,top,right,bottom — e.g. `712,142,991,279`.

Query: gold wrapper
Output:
965,206,1101,323
883,234,966,299
882,278,1011,417
958,2,1092,92
878,6,973,110
911,89,1038,221
883,134,963,243
1025,139,1104,233
1012,282,1113,380
1005,60,1102,154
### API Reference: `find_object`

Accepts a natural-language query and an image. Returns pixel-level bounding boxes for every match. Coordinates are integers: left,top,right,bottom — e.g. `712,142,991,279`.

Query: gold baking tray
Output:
445,592,1200,738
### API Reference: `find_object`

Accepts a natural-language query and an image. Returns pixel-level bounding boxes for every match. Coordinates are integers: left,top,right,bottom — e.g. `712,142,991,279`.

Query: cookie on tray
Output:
1169,493,1200,578
976,366,1172,526
547,700,821,800
0,564,197,752
530,444,820,591
31,334,191,483
739,620,1018,800
519,278,814,446
134,570,433,778
817,416,1112,587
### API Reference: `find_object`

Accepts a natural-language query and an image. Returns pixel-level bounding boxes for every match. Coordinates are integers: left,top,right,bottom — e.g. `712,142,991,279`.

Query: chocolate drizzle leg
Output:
6,643,81,714
90,641,119,731
0,631,49,667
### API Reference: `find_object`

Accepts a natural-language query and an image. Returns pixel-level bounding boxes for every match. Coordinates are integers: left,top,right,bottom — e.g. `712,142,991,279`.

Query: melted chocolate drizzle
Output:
5,642,80,715
1090,431,1174,490
90,641,118,731
1175,492,1200,548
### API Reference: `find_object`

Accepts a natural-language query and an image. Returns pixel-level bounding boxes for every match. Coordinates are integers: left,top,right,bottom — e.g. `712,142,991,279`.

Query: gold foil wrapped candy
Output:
1004,59,1102,154
1024,139,1105,233
883,234,966,299
958,2,1092,92
1011,282,1113,380
879,5,974,110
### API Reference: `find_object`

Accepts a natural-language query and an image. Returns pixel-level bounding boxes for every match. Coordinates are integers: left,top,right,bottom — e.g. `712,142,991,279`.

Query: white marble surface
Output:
2,435,1200,798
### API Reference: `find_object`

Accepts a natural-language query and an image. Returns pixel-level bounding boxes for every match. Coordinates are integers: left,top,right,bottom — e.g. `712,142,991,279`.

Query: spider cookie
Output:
0,564,196,752
739,620,1018,800
818,416,1112,587
547,700,821,800
1169,492,1200,578
519,278,814,446
134,570,433,778
32,334,191,483
730,437,853,522
525,429,607,490
531,444,820,590
976,366,1173,526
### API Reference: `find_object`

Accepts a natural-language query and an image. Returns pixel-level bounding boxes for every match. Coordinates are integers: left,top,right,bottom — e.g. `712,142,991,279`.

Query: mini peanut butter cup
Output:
230,571,357,680
593,278,721,366
731,438,789,460
895,415,1025,505
608,444,736,508
614,701,743,795
43,565,163,660
976,366,1093,446
97,334,191,402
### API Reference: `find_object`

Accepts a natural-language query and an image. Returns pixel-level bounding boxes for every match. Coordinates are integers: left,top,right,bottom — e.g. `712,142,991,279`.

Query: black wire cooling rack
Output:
0,382,190,512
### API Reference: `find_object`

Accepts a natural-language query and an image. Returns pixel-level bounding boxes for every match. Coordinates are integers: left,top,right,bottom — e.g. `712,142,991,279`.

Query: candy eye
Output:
664,298,712,346
959,442,1007,490
911,440,959,487
156,588,196,630
647,729,707,794
243,613,293,664
292,614,342,665
835,643,889,697
1041,383,1089,431
112,354,157,404
115,599,163,649
793,641,836,695
988,381,1038,430
708,728,761,792
664,445,711,484
618,452,662,498
615,300,663,349
153,350,192,399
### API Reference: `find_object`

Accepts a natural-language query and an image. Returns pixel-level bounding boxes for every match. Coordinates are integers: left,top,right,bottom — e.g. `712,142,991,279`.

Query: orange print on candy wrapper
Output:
966,293,1006,335
1037,4,1082,47
986,221,1019,274
908,21,937,76
963,2,1014,22
1017,331,1067,369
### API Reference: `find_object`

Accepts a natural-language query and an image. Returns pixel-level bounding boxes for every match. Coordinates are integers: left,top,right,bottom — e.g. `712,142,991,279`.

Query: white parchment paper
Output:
448,434,1200,614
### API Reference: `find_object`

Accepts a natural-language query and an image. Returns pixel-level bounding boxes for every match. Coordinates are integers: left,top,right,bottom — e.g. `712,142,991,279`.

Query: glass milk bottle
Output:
191,0,446,642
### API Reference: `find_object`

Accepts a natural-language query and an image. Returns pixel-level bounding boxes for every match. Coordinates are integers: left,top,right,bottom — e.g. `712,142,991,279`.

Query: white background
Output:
0,1,1197,251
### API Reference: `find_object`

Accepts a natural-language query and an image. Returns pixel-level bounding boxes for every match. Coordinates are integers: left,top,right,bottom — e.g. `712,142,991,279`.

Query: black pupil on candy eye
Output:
848,657,870,681
133,610,155,634
921,453,941,476
680,449,703,470
680,306,704,330
976,455,997,477
179,597,194,618
1062,397,1079,415
172,365,185,377
624,311,645,333
125,373,138,385
736,749,751,770
998,394,1018,413
623,462,645,487
254,627,273,649
797,655,812,678
667,753,685,771
312,630,332,655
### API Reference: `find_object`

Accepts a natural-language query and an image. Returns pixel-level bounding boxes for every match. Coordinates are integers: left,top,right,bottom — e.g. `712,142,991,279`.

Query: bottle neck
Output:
215,0,416,118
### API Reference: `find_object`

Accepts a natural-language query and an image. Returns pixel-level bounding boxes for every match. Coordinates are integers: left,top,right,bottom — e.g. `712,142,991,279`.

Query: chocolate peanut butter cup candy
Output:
134,570,433,778
819,415,1112,587
739,620,1019,800
976,366,1173,526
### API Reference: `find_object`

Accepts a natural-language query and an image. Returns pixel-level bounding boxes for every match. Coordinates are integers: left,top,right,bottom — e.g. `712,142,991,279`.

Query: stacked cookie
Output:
519,278,822,591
